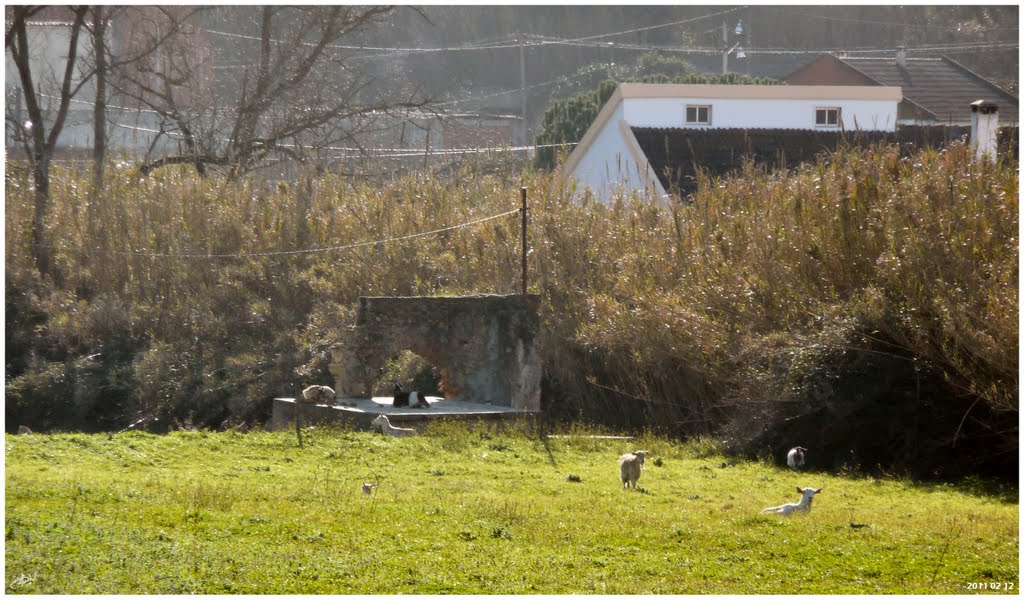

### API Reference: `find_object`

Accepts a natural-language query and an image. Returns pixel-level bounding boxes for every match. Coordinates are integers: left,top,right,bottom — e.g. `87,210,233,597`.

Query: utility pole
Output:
745,8,752,76
722,21,728,75
722,19,744,75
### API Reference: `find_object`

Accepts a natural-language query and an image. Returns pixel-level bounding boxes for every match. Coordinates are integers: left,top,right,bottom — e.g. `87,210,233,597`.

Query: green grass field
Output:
4,424,1018,594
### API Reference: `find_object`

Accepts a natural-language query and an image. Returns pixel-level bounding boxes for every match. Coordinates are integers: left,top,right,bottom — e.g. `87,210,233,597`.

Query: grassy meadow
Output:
4,425,1018,594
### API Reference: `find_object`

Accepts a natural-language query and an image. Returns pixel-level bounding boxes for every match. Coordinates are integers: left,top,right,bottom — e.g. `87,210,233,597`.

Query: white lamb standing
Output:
371,414,417,438
619,450,650,490
761,486,823,516
300,385,337,405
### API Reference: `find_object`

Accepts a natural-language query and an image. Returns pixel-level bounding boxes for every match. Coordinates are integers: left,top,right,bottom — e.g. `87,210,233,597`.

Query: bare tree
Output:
6,5,90,276
79,7,205,185
122,6,433,178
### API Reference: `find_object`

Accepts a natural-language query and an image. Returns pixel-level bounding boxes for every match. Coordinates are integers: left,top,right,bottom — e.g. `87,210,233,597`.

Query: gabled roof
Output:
787,54,1018,124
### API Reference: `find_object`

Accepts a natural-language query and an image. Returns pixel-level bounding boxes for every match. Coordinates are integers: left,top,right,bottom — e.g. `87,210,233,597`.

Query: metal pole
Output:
746,7,752,76
521,186,528,295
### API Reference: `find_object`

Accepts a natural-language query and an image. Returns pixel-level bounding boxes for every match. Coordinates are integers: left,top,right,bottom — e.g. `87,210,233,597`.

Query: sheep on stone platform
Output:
619,450,650,490
300,385,337,405
392,381,430,409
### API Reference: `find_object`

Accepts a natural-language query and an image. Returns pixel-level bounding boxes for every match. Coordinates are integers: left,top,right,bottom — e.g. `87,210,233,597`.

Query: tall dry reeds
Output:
5,142,1017,476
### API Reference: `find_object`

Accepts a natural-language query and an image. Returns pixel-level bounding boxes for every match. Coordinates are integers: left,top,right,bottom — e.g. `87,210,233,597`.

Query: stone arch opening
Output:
330,294,541,410
372,349,444,397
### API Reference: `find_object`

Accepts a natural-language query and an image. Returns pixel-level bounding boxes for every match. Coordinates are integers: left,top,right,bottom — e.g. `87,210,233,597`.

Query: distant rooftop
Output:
787,53,1018,125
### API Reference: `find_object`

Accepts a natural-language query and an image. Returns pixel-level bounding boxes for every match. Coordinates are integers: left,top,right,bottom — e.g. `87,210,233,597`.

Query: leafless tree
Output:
80,6,205,184
6,5,90,276
121,6,433,178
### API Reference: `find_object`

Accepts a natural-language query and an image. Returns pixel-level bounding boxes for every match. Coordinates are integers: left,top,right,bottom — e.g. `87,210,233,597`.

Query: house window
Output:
816,107,841,127
686,105,711,125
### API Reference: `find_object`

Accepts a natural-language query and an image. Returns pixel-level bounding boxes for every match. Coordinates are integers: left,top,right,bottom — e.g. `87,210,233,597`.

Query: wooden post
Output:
521,186,528,295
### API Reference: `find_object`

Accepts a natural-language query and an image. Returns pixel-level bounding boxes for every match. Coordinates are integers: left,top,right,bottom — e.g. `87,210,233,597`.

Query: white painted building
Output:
560,83,902,202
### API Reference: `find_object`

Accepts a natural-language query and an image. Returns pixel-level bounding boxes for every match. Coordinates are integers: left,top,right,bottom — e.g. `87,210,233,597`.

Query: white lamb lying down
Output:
371,414,417,437
787,446,808,471
300,385,337,405
619,450,650,490
761,486,823,516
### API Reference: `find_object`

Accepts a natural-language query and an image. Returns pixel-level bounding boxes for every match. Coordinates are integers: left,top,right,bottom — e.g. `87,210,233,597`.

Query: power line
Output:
543,6,749,43
202,7,750,55
204,28,522,55
73,208,522,260
524,33,1019,55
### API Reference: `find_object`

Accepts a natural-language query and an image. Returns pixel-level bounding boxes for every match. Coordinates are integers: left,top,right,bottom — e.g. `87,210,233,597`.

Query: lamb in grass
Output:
299,384,337,405
761,486,823,516
371,414,417,437
619,450,650,490
787,446,808,471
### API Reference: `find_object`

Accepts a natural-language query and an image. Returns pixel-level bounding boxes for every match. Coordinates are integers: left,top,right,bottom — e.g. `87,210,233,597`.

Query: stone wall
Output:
329,294,541,410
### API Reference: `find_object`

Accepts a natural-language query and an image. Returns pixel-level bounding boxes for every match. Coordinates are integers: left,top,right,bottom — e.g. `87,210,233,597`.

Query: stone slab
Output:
270,396,536,431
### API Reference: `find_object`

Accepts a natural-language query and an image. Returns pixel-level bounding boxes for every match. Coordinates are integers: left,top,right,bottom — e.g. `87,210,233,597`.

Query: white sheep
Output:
300,385,337,405
619,450,650,490
761,486,823,516
787,446,807,471
362,482,378,495
371,414,417,438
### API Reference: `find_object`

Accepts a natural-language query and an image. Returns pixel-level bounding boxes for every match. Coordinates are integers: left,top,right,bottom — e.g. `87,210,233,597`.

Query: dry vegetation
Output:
5,140,1018,478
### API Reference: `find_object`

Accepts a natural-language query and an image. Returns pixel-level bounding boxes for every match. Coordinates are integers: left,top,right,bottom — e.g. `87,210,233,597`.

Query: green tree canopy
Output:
534,55,779,170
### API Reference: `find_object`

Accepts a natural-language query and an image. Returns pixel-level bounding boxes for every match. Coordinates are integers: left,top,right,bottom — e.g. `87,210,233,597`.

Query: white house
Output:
560,83,902,203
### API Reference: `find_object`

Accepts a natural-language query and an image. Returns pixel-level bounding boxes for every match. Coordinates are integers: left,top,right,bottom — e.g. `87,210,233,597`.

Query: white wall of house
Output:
569,102,653,200
622,96,898,132
561,84,902,204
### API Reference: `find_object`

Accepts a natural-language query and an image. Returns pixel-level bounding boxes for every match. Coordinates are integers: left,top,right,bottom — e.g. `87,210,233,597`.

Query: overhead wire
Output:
72,208,523,260
537,5,749,43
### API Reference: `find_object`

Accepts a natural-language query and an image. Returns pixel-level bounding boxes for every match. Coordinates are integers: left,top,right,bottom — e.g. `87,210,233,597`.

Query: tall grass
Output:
5,141,1017,477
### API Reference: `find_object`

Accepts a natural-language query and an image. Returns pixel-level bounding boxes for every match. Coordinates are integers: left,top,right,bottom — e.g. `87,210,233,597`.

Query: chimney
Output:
895,46,907,68
970,100,999,163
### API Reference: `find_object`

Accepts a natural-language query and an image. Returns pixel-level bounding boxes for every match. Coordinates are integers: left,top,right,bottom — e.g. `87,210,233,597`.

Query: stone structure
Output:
329,294,541,411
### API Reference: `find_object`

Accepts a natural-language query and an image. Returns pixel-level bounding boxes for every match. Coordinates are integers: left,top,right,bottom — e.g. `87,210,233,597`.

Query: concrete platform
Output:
270,396,536,431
